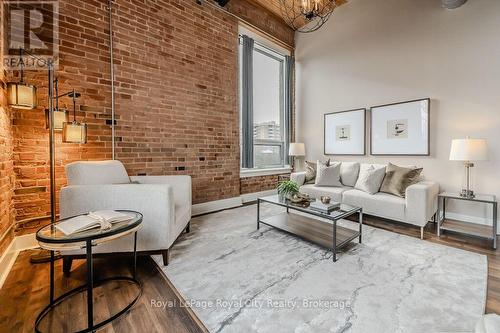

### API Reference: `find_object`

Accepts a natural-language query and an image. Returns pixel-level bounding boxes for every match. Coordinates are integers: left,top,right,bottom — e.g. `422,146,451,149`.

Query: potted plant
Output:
277,180,300,200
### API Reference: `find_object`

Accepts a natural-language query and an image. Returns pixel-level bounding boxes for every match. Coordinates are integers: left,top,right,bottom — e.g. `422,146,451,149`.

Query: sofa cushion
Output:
300,184,351,203
66,160,131,185
354,165,386,194
342,189,406,221
340,162,360,187
380,163,423,198
305,159,329,184
315,162,342,187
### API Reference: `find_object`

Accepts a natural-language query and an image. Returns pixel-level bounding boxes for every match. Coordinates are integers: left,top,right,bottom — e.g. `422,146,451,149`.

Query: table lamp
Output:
289,143,305,171
449,137,488,198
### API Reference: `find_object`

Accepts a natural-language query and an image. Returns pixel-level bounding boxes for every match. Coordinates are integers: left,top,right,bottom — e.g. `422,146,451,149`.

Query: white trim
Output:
238,25,291,56
0,233,37,289
192,197,243,216
240,166,291,178
241,189,276,203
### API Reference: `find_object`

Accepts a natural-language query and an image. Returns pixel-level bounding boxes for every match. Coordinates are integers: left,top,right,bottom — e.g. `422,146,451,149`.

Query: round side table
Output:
34,210,143,333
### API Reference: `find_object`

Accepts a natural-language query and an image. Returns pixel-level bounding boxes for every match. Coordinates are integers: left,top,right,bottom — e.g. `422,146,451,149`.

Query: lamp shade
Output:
289,143,306,156
62,122,87,143
449,138,488,161
45,108,68,131
7,82,37,109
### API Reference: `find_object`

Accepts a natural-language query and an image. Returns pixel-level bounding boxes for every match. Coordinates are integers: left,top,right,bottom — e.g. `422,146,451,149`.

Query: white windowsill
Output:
240,166,292,178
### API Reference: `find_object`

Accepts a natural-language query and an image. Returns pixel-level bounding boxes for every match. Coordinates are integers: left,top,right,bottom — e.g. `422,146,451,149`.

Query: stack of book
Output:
309,201,340,213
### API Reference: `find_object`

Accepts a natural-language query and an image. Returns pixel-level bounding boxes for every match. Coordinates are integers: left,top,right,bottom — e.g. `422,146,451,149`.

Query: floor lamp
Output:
7,49,86,263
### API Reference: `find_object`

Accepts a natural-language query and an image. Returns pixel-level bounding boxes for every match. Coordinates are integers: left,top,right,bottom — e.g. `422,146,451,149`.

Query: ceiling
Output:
251,0,348,28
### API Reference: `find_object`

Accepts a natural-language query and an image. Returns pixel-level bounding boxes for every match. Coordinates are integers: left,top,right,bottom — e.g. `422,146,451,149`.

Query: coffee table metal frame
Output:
257,195,362,262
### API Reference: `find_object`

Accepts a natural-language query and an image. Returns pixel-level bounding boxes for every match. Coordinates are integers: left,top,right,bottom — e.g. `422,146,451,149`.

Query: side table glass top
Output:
439,192,496,203
36,210,143,244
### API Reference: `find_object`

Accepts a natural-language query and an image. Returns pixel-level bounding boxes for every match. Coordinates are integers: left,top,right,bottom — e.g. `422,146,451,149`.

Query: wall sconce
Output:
62,90,87,143
7,49,37,109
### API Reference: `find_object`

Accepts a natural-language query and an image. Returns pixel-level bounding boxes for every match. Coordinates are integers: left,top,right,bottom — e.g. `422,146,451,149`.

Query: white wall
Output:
295,0,500,228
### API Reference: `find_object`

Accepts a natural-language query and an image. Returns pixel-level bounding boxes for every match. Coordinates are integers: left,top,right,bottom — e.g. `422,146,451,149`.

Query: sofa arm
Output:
290,172,306,186
60,183,175,252
405,181,440,226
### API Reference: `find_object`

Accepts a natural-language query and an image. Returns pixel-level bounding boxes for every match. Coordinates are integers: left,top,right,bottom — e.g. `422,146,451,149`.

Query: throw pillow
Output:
314,162,342,187
380,163,423,198
354,165,386,194
340,162,360,187
305,159,330,184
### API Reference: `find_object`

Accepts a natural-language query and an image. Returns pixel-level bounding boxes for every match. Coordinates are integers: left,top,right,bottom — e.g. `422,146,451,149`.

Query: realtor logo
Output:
2,0,59,69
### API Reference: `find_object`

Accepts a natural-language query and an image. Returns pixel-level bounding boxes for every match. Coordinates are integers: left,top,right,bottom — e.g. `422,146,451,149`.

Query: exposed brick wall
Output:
7,0,294,234
11,0,112,234
111,0,241,203
0,66,15,254
240,173,290,194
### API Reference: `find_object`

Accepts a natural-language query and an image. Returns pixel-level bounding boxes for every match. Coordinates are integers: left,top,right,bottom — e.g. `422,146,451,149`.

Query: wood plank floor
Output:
0,209,498,333
0,251,207,333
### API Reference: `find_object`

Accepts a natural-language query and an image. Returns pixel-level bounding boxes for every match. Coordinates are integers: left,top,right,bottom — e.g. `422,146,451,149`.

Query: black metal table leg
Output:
493,202,497,250
332,220,337,262
257,199,260,230
86,239,94,331
50,250,54,305
133,232,138,279
359,209,363,243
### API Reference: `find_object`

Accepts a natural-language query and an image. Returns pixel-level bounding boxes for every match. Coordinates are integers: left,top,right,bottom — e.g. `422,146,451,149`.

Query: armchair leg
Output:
420,227,424,240
185,222,191,233
162,249,170,266
63,257,73,276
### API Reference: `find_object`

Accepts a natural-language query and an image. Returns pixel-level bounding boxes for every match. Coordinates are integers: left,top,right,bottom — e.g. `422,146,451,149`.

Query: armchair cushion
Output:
66,160,130,185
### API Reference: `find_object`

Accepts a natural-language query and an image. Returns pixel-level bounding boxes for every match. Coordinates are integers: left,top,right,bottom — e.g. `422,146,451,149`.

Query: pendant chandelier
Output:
278,0,344,33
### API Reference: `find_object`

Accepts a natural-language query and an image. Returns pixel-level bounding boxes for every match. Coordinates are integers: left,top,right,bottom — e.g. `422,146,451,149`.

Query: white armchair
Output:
59,160,192,269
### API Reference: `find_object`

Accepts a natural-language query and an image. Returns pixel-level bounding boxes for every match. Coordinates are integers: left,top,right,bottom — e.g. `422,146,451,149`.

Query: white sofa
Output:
291,162,439,239
59,160,192,268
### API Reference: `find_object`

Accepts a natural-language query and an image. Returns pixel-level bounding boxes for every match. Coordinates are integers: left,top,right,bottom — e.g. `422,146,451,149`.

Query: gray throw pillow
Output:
380,163,423,198
305,159,330,184
314,162,342,187
354,165,386,194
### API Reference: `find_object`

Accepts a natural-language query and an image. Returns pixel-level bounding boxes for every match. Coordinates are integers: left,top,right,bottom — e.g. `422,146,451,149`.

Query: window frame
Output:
238,35,291,174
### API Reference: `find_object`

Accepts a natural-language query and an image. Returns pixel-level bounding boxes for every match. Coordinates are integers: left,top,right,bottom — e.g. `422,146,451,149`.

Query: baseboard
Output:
443,212,500,234
0,233,38,289
241,189,276,203
192,196,243,216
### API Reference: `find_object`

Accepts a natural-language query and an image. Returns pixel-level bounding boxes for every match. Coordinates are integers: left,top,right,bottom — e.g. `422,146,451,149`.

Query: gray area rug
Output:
152,204,487,333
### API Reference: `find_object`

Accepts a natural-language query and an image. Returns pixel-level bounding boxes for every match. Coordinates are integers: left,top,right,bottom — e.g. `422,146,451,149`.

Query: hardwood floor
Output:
0,251,207,333
0,210,498,333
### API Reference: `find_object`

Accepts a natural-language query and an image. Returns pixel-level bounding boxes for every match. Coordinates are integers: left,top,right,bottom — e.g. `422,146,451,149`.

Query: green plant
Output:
277,180,300,198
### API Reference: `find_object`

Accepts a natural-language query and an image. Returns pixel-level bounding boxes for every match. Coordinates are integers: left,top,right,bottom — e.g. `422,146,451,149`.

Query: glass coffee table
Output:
35,210,143,333
257,195,362,262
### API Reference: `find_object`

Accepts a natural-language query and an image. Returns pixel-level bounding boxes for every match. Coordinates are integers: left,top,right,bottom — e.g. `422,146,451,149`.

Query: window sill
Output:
240,166,292,178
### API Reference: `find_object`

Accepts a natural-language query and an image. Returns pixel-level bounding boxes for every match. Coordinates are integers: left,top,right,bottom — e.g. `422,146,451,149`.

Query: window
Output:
239,34,292,171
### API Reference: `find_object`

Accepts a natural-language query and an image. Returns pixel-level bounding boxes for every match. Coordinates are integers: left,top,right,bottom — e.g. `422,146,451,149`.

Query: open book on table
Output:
56,210,134,236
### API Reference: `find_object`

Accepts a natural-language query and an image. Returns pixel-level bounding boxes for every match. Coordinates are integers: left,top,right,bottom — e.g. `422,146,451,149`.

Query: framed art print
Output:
324,108,366,155
370,98,430,155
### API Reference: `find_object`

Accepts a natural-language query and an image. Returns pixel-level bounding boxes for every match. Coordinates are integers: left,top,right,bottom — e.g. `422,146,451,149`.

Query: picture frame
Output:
370,98,430,156
324,108,366,155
